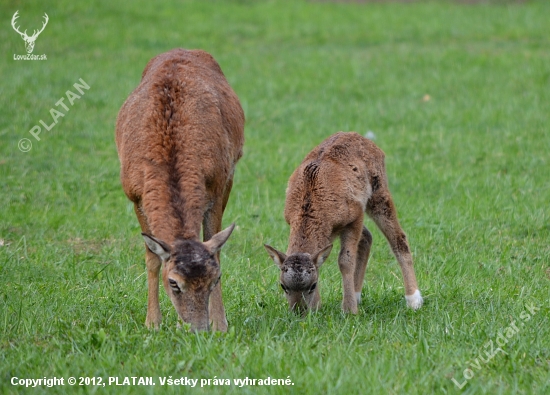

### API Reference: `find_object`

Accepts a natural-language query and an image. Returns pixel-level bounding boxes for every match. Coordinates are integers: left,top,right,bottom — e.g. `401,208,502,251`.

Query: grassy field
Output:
1,0,549,393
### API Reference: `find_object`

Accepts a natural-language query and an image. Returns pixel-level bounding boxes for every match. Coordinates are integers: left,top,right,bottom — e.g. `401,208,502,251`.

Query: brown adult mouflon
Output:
265,132,422,314
115,49,244,331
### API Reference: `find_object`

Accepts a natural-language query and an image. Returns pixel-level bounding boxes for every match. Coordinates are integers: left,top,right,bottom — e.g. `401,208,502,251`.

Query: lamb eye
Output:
280,283,289,294
308,282,317,294
212,274,221,288
169,279,180,293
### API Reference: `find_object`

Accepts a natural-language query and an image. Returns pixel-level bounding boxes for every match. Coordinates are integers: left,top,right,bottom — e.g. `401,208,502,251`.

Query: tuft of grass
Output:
1,0,549,394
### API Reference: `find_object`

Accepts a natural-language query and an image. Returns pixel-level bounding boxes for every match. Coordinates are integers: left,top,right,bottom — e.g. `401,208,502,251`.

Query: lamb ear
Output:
204,223,235,255
142,233,171,261
264,244,287,269
312,244,332,268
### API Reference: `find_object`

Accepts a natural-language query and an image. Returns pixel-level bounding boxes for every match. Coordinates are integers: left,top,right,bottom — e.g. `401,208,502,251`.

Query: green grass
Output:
1,0,549,393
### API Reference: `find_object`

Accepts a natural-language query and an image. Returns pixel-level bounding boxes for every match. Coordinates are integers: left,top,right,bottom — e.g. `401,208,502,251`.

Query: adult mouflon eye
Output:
280,283,289,294
308,282,317,294
169,279,180,293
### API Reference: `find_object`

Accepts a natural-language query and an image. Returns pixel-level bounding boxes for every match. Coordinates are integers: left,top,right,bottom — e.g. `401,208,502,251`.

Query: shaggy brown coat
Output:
265,132,422,314
116,49,244,331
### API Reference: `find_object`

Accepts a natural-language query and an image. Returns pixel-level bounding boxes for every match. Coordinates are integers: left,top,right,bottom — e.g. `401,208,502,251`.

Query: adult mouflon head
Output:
143,224,234,331
264,244,332,313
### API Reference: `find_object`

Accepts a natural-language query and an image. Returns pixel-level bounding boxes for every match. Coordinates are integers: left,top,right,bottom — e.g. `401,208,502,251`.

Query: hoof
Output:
405,289,423,310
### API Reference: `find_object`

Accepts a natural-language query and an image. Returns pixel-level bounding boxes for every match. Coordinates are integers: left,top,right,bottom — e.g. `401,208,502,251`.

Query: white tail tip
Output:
405,290,423,310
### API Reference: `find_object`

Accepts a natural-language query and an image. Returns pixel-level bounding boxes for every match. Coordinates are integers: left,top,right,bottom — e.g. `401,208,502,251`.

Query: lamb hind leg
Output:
134,203,163,328
338,219,364,314
354,226,372,305
366,191,423,310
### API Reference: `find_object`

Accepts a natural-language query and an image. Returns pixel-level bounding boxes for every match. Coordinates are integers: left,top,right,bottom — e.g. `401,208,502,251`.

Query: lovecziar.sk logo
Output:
11,10,48,60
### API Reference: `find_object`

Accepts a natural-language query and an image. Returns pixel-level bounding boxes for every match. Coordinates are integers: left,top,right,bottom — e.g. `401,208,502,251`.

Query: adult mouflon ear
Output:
312,244,333,268
142,233,171,261
203,223,235,255
264,244,287,269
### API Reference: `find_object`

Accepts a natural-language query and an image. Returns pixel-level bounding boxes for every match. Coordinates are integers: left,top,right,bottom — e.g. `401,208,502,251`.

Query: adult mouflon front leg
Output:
134,203,163,328
202,187,234,332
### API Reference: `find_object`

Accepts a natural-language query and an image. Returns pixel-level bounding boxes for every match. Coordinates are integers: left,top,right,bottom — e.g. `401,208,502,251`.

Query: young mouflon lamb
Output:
265,132,422,314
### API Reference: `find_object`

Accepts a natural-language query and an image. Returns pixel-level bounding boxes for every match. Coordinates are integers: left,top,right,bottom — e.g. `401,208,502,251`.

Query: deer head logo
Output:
11,11,49,54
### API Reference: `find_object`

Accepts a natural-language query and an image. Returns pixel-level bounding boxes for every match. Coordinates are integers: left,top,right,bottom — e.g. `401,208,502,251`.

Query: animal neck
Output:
141,192,203,246
287,225,332,256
